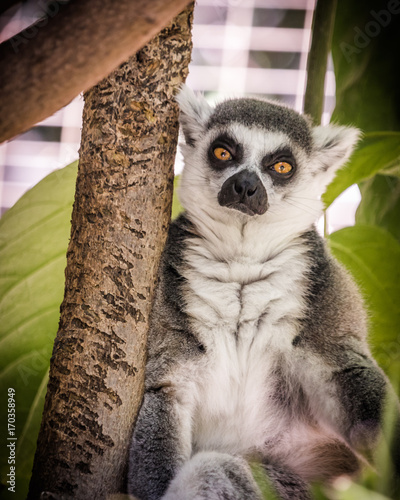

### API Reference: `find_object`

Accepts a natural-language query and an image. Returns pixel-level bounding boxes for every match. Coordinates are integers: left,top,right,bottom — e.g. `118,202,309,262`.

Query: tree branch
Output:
0,0,192,143
303,0,338,125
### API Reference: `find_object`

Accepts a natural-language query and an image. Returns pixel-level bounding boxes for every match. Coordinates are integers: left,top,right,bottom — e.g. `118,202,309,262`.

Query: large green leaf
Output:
0,162,77,499
356,175,400,243
331,0,400,132
323,132,400,207
328,225,400,381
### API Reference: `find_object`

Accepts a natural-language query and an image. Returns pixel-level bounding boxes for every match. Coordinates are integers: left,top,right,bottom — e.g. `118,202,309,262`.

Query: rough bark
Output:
0,0,192,144
28,4,194,499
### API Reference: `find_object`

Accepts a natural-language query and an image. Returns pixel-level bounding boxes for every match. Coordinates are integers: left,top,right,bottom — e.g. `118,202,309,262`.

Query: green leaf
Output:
250,462,278,500
356,175,400,243
323,132,400,207
0,162,77,499
328,225,400,381
331,0,400,132
171,175,184,220
14,371,49,497
332,481,393,500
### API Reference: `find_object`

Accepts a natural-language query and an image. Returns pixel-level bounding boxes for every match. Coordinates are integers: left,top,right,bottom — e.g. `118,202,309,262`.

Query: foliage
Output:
331,0,400,133
250,463,278,500
357,175,400,242
0,162,77,499
323,132,400,208
329,226,400,378
171,174,183,219
321,0,400,498
329,0,400,391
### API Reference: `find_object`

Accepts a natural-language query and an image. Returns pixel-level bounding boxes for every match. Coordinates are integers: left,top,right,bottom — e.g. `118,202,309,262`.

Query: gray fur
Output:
128,390,185,500
128,86,399,500
262,462,311,500
207,98,313,153
163,452,263,500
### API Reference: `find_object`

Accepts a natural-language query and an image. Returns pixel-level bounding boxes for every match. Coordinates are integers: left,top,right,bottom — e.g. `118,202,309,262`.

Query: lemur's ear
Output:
311,124,360,184
176,85,213,146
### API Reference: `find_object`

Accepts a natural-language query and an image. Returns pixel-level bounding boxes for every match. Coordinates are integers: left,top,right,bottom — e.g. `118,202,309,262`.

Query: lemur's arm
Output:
128,386,192,500
295,338,400,497
293,238,400,484
296,344,387,448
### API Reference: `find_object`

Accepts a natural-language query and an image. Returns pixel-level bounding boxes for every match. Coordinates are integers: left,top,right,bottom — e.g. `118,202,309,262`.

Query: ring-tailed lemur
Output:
128,86,399,500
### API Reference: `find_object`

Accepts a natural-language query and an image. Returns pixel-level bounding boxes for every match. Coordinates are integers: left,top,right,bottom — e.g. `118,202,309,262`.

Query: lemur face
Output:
177,86,359,226
206,124,305,217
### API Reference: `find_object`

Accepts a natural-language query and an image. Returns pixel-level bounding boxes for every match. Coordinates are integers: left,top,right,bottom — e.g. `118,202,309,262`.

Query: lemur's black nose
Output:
218,170,268,216
233,175,257,197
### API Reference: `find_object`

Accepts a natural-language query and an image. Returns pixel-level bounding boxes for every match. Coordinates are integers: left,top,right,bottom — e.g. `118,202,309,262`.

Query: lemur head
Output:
177,85,359,231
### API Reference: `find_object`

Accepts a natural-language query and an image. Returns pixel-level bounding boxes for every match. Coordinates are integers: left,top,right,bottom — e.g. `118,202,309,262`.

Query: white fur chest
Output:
182,231,310,454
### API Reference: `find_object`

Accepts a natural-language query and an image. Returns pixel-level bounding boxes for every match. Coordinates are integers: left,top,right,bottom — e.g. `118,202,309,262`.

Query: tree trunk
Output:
28,4,193,499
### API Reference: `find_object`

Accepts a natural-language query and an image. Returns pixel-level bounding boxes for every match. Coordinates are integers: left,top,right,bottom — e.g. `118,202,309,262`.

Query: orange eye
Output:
273,161,292,175
213,147,232,161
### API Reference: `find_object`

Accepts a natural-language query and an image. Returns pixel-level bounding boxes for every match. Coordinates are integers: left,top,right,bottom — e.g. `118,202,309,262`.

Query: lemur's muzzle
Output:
218,170,268,216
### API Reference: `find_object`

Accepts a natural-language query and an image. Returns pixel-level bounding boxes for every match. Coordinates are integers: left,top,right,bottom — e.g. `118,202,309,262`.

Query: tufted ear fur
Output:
311,124,360,185
176,85,213,146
